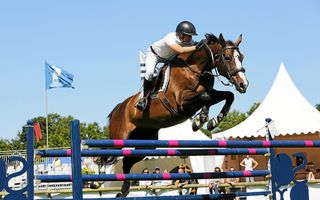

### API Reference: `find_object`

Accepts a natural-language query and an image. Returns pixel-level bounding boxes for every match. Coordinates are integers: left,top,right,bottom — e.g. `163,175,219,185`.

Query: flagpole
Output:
45,61,74,150
45,88,49,149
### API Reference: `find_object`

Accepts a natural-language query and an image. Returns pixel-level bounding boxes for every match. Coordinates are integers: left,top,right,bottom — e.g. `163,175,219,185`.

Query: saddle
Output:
149,64,169,98
145,58,189,116
148,57,187,98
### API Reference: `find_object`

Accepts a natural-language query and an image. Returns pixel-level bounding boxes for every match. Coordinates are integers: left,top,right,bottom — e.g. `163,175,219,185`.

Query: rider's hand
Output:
195,39,208,50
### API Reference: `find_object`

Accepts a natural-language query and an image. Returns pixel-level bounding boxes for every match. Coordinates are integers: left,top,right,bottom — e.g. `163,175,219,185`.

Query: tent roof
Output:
212,63,320,139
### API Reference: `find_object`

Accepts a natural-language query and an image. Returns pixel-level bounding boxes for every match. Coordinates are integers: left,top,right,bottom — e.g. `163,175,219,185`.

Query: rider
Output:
136,21,202,111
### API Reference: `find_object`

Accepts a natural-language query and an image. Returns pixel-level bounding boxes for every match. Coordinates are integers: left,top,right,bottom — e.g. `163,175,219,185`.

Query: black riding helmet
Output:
176,21,198,36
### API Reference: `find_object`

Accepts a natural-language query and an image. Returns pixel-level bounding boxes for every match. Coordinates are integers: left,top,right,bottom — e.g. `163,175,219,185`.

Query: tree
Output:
247,102,260,116
215,110,247,132
0,139,13,151
316,104,320,111
11,113,109,150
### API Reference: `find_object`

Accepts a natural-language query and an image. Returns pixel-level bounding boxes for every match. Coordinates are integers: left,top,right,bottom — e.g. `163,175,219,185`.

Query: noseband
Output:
218,46,246,82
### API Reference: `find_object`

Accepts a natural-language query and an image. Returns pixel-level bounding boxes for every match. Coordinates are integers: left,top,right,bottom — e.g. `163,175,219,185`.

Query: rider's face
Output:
180,34,192,43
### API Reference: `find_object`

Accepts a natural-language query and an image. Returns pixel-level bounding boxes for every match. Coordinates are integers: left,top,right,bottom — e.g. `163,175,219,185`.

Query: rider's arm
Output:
169,44,196,54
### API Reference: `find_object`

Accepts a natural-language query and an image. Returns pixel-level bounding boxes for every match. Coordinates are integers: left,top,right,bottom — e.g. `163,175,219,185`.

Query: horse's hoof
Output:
201,92,212,102
199,113,208,124
192,116,203,132
116,193,123,197
192,121,200,132
106,156,118,165
207,118,218,131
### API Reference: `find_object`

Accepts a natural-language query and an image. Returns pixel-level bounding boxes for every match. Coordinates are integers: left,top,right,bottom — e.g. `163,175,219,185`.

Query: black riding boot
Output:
136,78,153,111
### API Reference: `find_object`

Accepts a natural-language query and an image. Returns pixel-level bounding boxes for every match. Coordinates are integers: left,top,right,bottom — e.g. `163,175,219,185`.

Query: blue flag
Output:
45,61,75,90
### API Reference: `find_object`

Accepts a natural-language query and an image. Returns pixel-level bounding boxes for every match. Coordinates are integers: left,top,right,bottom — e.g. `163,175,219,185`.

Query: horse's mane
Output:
205,33,235,47
205,33,218,44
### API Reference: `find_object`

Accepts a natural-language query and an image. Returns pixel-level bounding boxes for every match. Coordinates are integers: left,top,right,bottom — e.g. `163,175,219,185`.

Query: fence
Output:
0,119,318,199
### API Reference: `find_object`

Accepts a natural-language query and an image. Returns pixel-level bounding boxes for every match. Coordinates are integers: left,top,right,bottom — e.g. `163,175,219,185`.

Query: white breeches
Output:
144,48,160,81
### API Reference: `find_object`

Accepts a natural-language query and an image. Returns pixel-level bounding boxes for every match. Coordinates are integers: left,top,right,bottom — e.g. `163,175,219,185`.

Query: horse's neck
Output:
178,53,190,61
168,62,201,91
168,50,215,92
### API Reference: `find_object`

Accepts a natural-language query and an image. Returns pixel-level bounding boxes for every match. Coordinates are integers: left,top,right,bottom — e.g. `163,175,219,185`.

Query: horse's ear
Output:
205,33,218,43
218,33,226,47
234,34,242,47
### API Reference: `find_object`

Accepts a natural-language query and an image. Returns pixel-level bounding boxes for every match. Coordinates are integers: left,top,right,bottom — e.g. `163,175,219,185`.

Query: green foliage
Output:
0,139,13,151
200,128,211,138
9,113,109,150
2,102,267,150
246,102,260,116
82,167,95,175
316,104,320,111
215,110,247,132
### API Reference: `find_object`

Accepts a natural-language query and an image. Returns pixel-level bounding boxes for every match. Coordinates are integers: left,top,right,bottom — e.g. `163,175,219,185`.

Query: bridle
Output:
214,45,246,86
183,40,245,86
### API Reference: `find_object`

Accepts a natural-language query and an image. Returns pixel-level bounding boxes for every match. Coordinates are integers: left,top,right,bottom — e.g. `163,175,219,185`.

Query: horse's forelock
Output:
225,40,235,47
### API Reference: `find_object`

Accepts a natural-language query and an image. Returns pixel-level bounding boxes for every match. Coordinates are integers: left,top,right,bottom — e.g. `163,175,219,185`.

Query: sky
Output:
0,1,320,140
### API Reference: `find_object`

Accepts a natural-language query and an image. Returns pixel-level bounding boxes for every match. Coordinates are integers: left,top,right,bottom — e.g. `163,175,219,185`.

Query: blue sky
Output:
0,1,320,139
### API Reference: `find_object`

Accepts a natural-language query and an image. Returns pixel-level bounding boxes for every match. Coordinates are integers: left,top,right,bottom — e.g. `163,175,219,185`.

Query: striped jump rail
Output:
83,139,320,148
48,191,271,200
36,170,270,182
46,191,271,200
36,148,269,157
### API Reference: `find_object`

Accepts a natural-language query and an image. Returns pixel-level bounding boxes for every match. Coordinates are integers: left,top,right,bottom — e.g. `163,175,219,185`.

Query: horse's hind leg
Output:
192,105,209,131
207,90,234,131
116,128,159,197
116,156,146,197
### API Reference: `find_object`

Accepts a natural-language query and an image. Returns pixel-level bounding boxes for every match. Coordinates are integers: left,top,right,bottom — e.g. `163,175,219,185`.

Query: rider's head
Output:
176,21,197,42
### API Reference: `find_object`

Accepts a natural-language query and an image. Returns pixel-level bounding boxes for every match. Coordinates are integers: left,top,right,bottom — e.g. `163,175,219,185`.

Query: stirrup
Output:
135,98,148,111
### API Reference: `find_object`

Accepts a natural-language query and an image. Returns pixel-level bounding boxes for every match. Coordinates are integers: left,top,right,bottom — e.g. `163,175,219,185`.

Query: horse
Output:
107,33,248,197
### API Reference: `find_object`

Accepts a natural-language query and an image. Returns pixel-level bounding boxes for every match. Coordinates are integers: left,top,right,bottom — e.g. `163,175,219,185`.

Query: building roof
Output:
212,63,320,139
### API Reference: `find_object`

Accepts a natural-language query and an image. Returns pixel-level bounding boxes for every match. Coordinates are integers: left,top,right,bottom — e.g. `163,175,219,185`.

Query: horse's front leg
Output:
190,92,212,131
207,90,234,131
177,90,212,131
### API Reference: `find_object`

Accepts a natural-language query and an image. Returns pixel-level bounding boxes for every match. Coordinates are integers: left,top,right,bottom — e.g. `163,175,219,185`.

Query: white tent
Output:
212,63,320,139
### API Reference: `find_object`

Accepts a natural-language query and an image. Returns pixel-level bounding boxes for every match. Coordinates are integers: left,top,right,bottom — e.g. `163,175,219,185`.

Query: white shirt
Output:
151,32,195,60
52,159,61,168
243,158,254,171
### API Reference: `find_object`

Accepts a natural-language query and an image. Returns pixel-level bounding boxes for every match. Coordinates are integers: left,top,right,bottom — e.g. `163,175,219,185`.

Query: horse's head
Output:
212,33,249,93
181,33,248,93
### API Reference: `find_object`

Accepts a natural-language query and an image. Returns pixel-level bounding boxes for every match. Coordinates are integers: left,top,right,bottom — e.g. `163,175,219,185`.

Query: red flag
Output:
34,122,43,142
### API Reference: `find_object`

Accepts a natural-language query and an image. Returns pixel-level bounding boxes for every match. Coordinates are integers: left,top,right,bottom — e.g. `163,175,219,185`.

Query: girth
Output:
157,92,179,117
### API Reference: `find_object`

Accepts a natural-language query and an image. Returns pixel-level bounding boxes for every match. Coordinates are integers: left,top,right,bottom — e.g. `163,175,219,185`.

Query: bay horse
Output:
108,33,248,197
